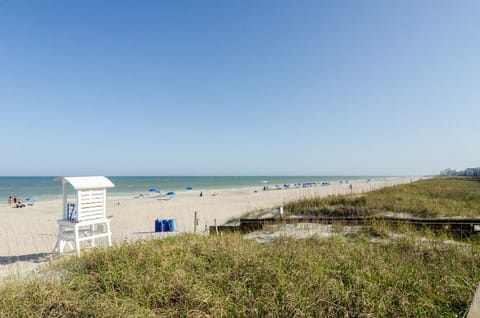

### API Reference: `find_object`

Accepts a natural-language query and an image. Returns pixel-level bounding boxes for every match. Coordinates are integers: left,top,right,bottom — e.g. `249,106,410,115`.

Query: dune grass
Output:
284,177,480,218
1,177,480,317
0,227,479,317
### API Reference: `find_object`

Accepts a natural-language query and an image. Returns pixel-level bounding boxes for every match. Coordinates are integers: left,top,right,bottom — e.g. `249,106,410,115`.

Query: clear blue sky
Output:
0,1,478,176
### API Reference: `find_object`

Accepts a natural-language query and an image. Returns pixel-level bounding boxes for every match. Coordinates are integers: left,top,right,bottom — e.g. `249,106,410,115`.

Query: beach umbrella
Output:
167,191,175,196
186,186,193,190
148,188,159,193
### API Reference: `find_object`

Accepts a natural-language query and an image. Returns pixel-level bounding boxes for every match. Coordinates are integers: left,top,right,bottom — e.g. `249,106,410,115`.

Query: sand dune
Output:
0,177,418,279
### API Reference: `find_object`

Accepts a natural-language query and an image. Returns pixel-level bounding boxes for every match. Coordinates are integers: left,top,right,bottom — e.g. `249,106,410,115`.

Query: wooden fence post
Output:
467,283,480,318
194,210,198,233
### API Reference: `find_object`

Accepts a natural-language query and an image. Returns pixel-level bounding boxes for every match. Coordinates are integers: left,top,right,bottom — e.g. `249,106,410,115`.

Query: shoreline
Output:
0,176,419,280
0,176,403,203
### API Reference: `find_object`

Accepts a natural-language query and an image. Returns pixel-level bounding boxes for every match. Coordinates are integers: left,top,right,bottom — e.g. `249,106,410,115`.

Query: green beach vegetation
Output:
0,176,479,317
284,177,480,218
0,229,479,317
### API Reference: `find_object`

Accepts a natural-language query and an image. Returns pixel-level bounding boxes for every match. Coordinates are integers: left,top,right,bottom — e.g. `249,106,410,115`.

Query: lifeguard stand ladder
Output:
54,176,115,257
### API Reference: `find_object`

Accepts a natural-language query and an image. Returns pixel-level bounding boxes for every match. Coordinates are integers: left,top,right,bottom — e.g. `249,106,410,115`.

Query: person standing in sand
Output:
8,196,13,207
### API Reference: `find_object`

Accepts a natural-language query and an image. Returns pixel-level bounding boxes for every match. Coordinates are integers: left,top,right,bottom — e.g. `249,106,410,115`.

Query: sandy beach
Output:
0,177,418,279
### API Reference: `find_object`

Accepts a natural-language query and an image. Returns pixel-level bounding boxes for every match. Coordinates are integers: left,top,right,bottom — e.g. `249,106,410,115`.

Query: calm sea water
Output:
0,176,375,202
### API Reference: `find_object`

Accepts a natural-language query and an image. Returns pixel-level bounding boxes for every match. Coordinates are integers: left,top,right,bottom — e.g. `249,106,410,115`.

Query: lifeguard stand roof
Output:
60,176,115,190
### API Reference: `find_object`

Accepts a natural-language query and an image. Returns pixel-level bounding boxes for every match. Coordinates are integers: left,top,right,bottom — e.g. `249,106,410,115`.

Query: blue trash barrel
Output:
155,219,161,232
161,219,170,232
168,219,177,231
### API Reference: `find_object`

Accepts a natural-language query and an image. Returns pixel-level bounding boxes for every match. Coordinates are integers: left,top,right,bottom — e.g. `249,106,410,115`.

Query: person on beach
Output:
13,196,17,204
15,200,26,208
8,196,13,206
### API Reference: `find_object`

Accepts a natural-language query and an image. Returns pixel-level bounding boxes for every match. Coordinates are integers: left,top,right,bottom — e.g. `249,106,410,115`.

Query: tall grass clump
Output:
285,177,480,218
366,177,480,217
285,196,368,217
0,231,479,317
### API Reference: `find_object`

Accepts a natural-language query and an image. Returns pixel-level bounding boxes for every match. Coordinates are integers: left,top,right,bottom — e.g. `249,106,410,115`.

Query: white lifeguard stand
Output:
55,176,115,257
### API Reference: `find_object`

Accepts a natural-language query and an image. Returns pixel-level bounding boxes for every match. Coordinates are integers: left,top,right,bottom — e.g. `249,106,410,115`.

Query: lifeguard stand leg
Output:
90,224,96,247
74,225,81,257
106,221,112,246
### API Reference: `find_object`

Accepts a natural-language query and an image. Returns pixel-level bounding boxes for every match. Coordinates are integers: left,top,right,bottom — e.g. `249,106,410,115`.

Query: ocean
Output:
0,176,376,202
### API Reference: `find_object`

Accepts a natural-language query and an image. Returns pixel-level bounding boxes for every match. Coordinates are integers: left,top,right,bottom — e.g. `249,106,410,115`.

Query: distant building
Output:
440,168,456,176
440,167,480,176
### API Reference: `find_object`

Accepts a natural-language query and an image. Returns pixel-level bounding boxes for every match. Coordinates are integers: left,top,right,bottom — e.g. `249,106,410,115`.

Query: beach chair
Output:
54,176,114,257
24,196,39,206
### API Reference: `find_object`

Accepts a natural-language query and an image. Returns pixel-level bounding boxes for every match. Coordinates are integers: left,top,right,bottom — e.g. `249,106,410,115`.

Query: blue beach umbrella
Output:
186,186,193,190
148,188,159,193
166,191,175,196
